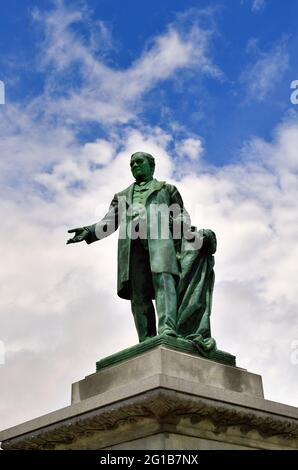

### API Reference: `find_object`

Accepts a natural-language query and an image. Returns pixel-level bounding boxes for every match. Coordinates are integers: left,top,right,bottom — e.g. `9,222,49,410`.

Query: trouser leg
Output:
131,300,156,342
130,240,156,342
152,272,177,336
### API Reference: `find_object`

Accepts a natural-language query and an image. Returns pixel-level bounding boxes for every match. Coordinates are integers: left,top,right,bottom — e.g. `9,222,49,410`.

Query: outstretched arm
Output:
66,194,119,245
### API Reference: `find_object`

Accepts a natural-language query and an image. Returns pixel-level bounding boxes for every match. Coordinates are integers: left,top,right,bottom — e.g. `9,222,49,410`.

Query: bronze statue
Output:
67,152,217,354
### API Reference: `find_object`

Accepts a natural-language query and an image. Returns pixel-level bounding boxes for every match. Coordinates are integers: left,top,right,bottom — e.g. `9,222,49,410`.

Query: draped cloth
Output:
176,228,217,356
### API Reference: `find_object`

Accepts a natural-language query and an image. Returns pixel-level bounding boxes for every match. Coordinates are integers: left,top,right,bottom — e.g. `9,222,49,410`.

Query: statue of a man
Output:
67,151,217,351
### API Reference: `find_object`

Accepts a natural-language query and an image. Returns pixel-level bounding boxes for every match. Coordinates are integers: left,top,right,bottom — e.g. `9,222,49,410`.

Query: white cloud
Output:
251,0,266,12
82,139,115,166
240,41,289,101
175,137,204,160
30,1,220,126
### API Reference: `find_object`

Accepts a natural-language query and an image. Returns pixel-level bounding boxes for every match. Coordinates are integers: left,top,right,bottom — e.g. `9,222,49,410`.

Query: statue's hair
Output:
131,152,155,171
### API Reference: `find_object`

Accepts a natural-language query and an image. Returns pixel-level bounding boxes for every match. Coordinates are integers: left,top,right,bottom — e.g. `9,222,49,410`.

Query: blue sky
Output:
1,0,298,166
1,0,298,432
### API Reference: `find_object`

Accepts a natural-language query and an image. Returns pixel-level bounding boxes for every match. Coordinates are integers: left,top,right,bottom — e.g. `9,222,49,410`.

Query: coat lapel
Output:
144,179,165,205
118,183,134,207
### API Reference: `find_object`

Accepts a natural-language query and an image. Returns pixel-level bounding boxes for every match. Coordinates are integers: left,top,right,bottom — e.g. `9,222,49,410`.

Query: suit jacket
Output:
85,179,190,299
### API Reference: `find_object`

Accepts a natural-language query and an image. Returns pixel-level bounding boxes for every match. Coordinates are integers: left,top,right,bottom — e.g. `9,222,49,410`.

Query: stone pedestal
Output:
0,344,297,450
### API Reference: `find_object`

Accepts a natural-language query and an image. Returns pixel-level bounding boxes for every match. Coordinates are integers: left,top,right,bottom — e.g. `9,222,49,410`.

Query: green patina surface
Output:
96,336,236,372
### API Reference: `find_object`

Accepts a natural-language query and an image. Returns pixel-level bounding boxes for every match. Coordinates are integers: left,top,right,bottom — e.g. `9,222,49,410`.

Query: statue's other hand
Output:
67,227,89,244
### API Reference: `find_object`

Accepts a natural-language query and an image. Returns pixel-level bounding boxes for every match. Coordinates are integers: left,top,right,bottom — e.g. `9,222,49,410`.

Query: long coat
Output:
84,179,189,299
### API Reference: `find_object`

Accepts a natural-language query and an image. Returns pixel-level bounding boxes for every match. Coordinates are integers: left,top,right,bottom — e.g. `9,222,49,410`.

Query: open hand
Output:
67,227,89,244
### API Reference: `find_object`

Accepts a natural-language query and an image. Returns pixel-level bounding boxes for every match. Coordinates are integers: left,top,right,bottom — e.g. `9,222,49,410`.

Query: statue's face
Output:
130,153,153,181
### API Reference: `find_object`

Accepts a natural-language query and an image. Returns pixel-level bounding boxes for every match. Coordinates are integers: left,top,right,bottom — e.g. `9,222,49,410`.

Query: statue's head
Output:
130,152,155,181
